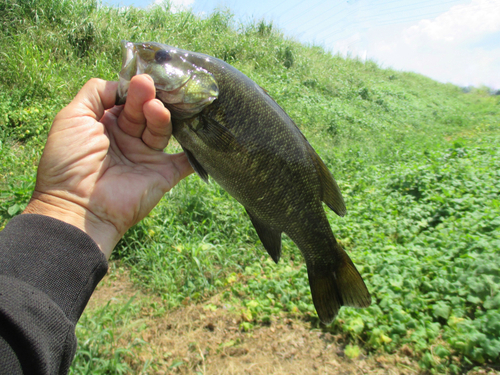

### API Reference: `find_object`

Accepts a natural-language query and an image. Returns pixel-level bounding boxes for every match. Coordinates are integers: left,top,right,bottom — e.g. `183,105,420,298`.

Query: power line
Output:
263,0,298,15
371,2,500,28
293,3,360,39
281,0,344,29
354,0,464,23
321,0,500,43
275,0,313,20
361,0,440,12
297,0,467,42
320,8,463,42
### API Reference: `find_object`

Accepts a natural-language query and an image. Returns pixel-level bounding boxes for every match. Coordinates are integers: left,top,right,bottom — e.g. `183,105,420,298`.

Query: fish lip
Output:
116,77,130,105
116,40,136,104
120,40,135,67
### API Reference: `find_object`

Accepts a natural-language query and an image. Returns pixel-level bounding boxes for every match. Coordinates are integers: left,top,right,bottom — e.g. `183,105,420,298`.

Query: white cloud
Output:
355,0,500,89
404,0,500,43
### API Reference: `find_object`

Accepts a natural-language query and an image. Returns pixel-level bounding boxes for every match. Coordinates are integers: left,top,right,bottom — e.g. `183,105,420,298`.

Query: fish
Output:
116,40,371,324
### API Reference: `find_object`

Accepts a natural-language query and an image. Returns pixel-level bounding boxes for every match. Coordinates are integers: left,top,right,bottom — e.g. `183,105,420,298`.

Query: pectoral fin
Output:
196,116,239,152
246,209,282,263
182,146,209,183
308,146,346,217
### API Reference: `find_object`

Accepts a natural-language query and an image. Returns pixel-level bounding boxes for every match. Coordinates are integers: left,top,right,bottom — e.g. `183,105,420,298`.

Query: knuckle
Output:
87,77,104,87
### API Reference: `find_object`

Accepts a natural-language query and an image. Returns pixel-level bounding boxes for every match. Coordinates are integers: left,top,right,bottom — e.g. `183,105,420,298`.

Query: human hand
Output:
23,75,193,258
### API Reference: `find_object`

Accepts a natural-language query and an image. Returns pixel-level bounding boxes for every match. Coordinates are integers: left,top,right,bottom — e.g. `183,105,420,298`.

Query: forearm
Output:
0,214,108,374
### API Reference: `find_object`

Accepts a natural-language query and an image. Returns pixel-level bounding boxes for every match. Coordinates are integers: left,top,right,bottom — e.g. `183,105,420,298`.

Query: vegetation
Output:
1,0,499,373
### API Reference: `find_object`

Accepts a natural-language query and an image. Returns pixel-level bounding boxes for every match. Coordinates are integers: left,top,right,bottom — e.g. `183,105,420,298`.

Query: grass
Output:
1,0,499,372
70,296,147,374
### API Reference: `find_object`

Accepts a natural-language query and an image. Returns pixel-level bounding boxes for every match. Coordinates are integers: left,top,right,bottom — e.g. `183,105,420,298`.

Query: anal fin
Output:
245,209,282,263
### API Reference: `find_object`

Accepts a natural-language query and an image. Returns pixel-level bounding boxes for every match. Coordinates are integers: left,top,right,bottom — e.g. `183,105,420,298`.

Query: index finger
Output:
117,74,156,138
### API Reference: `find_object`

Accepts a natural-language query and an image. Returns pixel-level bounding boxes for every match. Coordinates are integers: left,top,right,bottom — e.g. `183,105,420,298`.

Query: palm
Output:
88,118,186,233
34,76,192,237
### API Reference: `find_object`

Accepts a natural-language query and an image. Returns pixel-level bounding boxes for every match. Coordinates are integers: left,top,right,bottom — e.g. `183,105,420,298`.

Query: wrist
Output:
23,192,120,259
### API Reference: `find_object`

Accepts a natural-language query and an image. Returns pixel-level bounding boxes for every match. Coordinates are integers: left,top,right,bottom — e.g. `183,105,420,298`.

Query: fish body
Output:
117,41,371,323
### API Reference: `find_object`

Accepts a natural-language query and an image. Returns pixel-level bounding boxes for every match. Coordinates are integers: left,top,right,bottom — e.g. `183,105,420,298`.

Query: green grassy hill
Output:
1,0,499,373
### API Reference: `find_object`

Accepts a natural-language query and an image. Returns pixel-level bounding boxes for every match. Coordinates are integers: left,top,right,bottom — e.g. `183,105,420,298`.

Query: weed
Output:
1,0,499,372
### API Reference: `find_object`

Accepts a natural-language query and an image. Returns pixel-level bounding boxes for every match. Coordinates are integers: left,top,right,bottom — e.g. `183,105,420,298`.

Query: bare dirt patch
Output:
141,299,421,375
86,261,142,310
87,266,500,375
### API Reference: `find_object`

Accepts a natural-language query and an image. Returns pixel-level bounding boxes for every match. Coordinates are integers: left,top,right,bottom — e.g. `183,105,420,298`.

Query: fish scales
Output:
116,41,371,323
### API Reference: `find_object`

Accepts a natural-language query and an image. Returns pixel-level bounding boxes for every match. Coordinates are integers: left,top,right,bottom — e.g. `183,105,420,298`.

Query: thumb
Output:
55,79,119,127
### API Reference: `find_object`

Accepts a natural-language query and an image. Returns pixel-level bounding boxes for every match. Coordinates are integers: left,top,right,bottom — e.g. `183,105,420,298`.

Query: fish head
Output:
117,40,219,119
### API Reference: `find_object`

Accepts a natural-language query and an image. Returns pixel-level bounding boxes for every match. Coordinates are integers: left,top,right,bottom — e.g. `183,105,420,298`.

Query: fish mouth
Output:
116,40,218,118
116,74,191,107
116,40,192,106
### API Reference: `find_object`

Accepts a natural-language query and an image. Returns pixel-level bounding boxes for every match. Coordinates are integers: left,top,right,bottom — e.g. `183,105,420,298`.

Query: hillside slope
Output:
1,0,499,373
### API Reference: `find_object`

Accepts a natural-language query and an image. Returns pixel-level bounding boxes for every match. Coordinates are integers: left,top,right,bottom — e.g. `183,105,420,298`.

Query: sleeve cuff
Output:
0,214,108,323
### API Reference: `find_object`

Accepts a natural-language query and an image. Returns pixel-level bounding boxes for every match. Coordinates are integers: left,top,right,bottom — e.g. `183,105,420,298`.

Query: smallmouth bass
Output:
116,41,371,324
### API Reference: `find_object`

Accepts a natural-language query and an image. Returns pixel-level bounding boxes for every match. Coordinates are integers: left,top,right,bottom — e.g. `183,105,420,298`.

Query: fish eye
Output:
155,50,172,63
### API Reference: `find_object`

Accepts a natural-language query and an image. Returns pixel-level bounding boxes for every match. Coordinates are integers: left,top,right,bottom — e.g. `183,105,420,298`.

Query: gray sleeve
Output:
0,214,108,374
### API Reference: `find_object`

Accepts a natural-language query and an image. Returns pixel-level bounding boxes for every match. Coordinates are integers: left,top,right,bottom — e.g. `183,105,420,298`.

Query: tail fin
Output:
307,244,371,324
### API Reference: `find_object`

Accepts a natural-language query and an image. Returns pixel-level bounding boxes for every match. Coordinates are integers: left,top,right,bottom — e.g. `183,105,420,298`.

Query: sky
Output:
104,0,500,90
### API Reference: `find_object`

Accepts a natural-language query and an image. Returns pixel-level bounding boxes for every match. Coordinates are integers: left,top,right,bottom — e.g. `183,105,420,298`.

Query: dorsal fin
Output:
308,146,346,217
